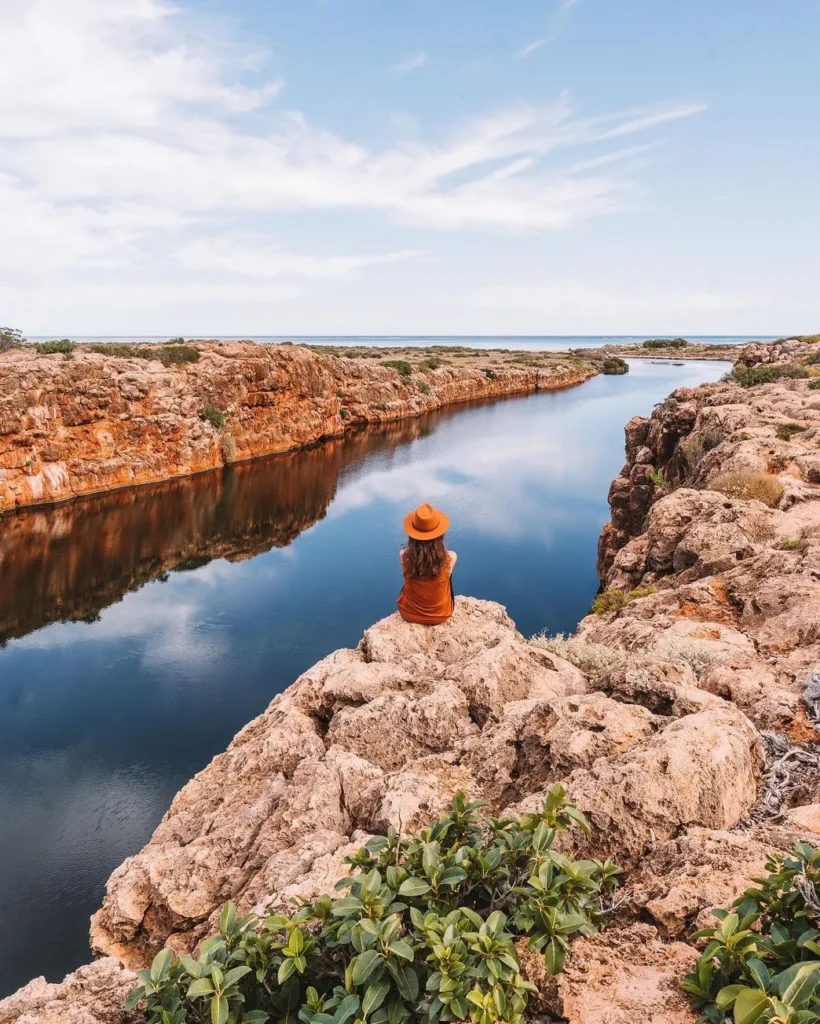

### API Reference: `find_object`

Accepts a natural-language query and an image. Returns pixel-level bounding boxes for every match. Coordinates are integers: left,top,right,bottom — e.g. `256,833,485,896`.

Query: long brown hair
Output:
403,536,449,578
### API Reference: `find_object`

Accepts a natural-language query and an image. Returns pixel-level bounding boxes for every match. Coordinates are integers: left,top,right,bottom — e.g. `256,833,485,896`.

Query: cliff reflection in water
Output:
0,415,436,645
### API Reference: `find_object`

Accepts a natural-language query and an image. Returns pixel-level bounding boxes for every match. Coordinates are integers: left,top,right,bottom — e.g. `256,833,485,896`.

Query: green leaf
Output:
278,959,297,984
437,868,467,887
733,988,769,1024
334,995,361,1024
332,897,365,916
776,961,820,1006
223,966,252,988
212,995,229,1024
352,951,382,985
390,940,415,962
150,948,175,982
398,879,432,898
242,1012,270,1024
362,980,390,1017
219,902,237,935
125,986,145,1010
543,941,565,977
180,956,203,979
188,978,216,998
287,928,305,955
715,985,745,1009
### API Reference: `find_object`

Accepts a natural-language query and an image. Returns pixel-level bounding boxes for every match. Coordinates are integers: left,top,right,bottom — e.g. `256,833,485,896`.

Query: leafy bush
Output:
127,789,621,1024
809,380,820,391
157,344,200,366
0,326,24,353
684,843,820,1023
642,338,689,350
778,538,806,551
649,467,669,489
200,407,226,429
383,360,413,379
776,423,807,441
420,357,444,371
708,471,784,507
732,365,782,387
482,368,497,380
417,381,431,396
34,339,75,355
601,357,629,376
591,585,656,615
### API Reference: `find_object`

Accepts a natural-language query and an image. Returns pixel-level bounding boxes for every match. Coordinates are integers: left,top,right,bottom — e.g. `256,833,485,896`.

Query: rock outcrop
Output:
0,343,595,513
4,337,820,1024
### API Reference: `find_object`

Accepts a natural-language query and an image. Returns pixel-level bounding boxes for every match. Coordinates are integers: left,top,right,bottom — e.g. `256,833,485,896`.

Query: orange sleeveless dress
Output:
397,553,455,625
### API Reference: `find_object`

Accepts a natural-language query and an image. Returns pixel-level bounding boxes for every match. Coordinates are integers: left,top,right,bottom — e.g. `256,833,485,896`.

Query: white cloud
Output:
514,38,552,61
0,0,705,330
393,50,428,74
466,280,762,322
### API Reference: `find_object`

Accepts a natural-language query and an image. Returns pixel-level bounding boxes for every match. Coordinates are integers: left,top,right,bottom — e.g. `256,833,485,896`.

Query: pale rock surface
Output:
0,960,136,1024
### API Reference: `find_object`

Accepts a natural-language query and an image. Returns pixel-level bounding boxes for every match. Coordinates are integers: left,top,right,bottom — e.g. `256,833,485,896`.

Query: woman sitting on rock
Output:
397,503,457,625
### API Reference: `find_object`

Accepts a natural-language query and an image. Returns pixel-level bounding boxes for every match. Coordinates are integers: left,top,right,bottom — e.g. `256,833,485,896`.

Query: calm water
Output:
34,334,776,351
0,359,728,996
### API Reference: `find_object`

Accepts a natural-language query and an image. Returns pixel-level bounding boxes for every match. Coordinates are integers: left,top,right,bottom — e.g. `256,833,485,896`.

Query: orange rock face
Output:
0,343,595,513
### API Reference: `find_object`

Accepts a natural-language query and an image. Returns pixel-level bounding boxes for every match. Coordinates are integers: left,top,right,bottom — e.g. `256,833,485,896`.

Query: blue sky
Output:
1,0,818,335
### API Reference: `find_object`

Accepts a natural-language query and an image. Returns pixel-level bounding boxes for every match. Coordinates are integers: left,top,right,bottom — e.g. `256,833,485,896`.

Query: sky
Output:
1,0,819,337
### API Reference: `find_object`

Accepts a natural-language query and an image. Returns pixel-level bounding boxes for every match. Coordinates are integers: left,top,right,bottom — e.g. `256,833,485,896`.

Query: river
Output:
0,358,728,995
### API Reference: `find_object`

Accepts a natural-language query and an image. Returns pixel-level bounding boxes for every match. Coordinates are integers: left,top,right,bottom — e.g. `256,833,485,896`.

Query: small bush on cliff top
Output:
708,471,784,507
0,326,24,352
33,339,76,354
382,359,413,378
776,423,807,441
127,788,621,1024
87,342,200,366
591,585,656,616
200,406,226,429
642,338,689,350
731,365,782,387
809,380,820,391
684,843,820,1023
601,357,629,376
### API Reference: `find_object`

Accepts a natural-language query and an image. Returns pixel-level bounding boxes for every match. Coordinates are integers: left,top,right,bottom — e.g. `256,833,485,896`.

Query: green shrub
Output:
683,843,820,1023
200,406,226,429
336,390,344,399
34,339,75,355
731,365,782,387
382,359,413,378
417,381,431,396
808,379,820,391
649,467,669,489
708,471,784,507
127,788,621,1024
591,585,656,615
601,357,629,376
642,338,689,350
796,334,820,344
420,357,444,371
778,538,806,551
340,407,350,419
482,368,497,380
157,344,200,367
169,337,185,344
776,423,806,441
0,326,24,353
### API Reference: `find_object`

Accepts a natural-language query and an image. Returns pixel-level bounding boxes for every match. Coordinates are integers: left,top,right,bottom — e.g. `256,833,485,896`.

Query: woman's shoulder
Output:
448,550,458,567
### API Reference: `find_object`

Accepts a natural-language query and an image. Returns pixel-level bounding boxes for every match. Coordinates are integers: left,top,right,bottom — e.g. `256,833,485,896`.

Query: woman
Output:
397,503,457,625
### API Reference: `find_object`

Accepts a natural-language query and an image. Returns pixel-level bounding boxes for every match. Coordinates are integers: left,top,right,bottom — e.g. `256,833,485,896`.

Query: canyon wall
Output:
0,343,595,513
4,338,820,1024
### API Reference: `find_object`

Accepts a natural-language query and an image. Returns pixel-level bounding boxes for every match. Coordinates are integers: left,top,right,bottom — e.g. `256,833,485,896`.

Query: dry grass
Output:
708,470,784,506
532,633,627,678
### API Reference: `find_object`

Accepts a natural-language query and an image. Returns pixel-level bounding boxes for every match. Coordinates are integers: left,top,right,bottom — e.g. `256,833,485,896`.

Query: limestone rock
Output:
0,959,136,1024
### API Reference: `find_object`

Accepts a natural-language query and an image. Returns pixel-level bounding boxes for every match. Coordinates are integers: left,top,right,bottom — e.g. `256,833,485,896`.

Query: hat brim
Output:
404,508,450,541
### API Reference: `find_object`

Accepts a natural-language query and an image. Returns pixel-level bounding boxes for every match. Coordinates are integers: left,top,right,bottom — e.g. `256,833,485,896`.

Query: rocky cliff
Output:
4,339,820,1024
0,343,595,513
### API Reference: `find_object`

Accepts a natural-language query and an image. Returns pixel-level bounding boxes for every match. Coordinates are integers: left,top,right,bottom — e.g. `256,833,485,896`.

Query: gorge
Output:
2,339,820,1024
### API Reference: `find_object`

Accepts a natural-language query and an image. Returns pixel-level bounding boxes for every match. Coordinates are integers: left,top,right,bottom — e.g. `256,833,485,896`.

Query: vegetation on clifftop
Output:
127,787,620,1024
684,844,820,1024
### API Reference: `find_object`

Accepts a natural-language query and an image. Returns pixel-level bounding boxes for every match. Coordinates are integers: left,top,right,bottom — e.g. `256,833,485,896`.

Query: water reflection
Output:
0,360,728,996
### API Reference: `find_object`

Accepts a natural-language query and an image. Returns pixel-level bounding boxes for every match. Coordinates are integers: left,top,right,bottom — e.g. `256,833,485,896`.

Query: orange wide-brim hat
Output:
403,502,450,541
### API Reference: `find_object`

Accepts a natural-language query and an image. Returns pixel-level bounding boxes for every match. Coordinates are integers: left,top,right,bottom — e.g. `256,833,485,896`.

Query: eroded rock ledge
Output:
0,343,595,513
4,339,820,1024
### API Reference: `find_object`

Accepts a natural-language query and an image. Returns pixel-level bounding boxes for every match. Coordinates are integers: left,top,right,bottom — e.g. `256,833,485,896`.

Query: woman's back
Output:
397,549,456,625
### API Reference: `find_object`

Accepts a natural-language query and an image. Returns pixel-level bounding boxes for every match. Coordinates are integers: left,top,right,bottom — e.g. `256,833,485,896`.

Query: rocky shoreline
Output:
2,337,820,1024
0,342,596,514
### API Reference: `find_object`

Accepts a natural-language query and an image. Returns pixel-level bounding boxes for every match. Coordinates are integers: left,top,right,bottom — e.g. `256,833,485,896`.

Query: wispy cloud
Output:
0,0,704,329
393,51,427,74
514,37,552,61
